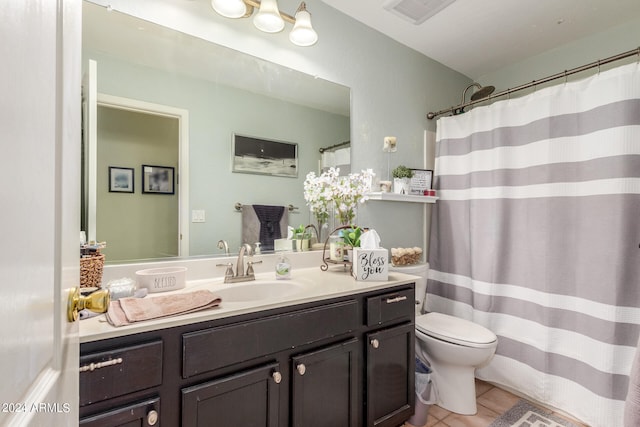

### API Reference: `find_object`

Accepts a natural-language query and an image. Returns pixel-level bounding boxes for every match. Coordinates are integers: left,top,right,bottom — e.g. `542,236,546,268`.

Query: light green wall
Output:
97,106,179,261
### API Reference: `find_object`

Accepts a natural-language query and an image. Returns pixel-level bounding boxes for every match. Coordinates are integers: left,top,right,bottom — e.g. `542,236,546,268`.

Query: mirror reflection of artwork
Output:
232,134,298,178
142,165,175,194
109,167,134,193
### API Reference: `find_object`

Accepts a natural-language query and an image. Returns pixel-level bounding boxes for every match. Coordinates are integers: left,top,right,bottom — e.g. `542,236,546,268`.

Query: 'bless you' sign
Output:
352,248,389,281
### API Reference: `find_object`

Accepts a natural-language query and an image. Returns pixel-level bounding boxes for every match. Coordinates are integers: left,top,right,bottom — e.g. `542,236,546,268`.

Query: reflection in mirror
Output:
82,1,351,264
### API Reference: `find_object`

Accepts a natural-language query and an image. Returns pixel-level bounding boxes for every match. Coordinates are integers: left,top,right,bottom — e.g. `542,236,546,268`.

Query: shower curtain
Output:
427,62,640,427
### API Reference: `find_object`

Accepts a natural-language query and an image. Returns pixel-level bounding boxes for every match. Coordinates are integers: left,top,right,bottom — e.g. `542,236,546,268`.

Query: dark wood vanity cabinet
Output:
291,338,360,426
182,362,281,427
79,283,414,427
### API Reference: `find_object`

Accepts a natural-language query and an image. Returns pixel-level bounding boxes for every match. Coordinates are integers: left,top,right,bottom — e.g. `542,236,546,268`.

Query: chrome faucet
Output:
216,243,262,283
217,239,229,255
236,243,252,278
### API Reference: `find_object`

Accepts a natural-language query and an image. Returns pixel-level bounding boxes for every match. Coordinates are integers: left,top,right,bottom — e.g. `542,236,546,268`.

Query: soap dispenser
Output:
275,254,291,280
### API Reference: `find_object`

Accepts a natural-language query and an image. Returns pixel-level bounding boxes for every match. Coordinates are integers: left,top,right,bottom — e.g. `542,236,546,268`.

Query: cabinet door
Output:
366,323,415,427
182,362,281,427
291,338,360,427
80,397,160,427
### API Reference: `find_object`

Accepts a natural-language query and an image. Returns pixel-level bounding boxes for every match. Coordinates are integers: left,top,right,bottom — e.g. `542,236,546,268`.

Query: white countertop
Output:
80,266,419,343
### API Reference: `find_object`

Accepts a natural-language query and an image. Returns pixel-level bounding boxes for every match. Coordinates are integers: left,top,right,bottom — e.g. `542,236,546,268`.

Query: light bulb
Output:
211,0,247,19
289,3,317,46
253,0,285,33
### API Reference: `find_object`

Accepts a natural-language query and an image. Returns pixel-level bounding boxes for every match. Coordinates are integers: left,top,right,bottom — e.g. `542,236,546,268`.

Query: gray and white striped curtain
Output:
427,62,640,427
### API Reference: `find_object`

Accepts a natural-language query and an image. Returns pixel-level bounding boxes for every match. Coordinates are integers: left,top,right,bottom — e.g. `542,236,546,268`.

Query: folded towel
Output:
106,290,221,327
625,333,640,426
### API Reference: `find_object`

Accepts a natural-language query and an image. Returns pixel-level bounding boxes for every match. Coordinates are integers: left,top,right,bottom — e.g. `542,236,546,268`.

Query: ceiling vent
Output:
383,0,456,25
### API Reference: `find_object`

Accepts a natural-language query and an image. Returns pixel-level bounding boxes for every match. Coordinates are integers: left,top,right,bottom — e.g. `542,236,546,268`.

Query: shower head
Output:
470,84,495,101
453,83,496,114
462,83,495,104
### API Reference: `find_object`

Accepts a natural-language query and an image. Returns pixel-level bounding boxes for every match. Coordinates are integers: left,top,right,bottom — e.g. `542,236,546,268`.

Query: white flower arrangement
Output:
304,167,374,226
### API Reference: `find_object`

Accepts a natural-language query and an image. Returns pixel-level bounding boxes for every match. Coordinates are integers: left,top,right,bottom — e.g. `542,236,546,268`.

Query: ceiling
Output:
321,0,640,79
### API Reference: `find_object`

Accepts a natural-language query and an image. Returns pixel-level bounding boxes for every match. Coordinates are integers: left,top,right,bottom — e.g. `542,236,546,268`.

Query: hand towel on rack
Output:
105,290,221,327
253,204,286,251
241,205,287,251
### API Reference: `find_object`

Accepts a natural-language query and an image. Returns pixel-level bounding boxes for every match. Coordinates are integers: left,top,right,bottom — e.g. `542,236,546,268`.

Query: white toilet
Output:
389,263,498,415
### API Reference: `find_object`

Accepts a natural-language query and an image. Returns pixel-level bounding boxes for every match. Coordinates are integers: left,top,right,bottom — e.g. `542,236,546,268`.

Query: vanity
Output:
79,264,417,427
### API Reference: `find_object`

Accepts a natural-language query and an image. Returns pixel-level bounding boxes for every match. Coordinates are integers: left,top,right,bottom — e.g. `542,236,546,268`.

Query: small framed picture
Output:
409,169,433,195
142,165,175,195
108,167,134,193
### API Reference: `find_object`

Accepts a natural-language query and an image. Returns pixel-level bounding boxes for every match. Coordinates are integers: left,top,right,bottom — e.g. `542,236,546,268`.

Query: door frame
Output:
87,92,190,257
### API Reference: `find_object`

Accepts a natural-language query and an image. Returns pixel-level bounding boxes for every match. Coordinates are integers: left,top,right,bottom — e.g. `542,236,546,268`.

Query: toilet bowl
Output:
388,262,498,415
415,312,497,414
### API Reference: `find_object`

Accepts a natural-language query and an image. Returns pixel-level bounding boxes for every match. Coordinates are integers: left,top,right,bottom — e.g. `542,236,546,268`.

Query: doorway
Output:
85,93,189,261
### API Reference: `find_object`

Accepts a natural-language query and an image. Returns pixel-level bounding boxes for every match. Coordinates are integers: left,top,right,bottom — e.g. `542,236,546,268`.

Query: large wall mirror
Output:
82,1,351,263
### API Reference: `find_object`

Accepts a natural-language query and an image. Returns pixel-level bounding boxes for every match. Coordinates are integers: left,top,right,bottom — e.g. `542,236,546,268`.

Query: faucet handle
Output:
216,262,234,279
246,260,263,276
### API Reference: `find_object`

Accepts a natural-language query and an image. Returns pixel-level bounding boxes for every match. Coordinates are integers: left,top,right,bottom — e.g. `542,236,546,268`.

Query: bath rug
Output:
488,399,581,427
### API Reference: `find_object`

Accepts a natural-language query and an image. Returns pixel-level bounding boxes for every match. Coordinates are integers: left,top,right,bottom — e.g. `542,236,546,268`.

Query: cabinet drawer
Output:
182,300,359,378
366,287,414,327
80,396,160,427
80,341,163,406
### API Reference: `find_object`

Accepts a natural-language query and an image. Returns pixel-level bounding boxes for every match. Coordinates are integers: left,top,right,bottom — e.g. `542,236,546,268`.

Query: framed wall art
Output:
409,169,433,195
108,167,134,193
142,165,175,195
232,134,298,178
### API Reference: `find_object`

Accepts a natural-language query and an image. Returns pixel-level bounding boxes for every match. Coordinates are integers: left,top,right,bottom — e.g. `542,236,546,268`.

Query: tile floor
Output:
405,380,590,427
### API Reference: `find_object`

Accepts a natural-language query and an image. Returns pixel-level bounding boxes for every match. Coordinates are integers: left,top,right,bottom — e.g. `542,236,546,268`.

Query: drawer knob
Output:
147,409,159,426
272,371,282,384
79,357,123,373
297,363,306,376
370,339,380,349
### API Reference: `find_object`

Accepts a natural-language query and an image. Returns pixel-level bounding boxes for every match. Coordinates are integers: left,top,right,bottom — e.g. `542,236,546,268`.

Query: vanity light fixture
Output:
210,0,318,46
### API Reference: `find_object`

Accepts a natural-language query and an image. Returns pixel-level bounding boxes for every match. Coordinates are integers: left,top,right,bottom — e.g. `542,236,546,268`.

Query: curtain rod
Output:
427,46,640,120
319,140,350,153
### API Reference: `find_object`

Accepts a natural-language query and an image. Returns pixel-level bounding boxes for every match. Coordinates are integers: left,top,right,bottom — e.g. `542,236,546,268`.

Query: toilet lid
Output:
416,312,497,346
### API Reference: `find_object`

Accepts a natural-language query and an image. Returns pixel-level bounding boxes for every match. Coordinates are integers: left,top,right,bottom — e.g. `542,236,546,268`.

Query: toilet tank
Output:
388,262,429,315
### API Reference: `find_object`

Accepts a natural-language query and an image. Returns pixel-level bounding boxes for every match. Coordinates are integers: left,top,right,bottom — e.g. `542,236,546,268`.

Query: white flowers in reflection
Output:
304,167,374,227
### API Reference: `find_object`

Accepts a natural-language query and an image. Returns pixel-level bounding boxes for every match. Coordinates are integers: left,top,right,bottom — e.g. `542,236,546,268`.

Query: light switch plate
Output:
192,210,205,223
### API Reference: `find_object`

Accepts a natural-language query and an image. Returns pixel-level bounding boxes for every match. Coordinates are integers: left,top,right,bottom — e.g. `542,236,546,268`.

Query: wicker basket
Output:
80,254,105,288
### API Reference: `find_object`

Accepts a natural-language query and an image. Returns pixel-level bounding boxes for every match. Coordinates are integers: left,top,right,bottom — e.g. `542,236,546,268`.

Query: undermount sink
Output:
211,279,310,303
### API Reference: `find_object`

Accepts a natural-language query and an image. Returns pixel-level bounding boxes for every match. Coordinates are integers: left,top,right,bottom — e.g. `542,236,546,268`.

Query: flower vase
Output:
318,221,330,246
335,205,357,229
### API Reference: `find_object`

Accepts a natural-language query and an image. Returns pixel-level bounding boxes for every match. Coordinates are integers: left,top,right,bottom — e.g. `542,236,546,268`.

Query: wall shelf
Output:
366,192,438,203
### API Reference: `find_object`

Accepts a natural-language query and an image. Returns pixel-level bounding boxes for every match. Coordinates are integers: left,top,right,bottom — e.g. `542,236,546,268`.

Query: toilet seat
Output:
416,312,497,348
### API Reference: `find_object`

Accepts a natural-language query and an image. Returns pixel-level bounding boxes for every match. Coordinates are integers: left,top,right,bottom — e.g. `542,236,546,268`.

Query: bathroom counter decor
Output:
320,225,367,273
